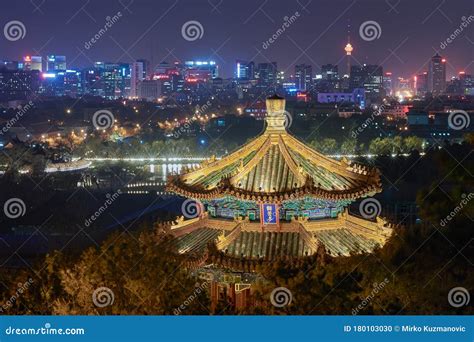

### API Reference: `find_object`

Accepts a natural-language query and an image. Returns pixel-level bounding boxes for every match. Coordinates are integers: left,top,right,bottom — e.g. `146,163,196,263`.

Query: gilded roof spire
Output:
265,94,287,133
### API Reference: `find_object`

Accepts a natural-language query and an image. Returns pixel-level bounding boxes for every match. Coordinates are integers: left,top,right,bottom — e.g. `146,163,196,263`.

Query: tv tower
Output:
344,21,353,77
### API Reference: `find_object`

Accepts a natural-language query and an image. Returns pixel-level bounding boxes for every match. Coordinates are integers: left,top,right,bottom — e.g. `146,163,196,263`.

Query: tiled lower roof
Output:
314,229,379,256
174,227,221,254
224,231,312,259
171,227,381,259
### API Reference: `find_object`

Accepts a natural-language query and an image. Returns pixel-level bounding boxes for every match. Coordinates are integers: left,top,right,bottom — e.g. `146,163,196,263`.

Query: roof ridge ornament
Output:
265,95,287,133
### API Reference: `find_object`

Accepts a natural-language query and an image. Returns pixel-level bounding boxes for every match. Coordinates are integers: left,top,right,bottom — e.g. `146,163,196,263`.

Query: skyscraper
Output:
47,55,67,71
383,72,393,96
136,59,149,79
131,61,144,98
350,64,383,101
428,53,446,95
416,72,428,95
294,64,312,91
321,64,339,81
256,62,277,87
184,60,218,79
235,60,254,80
23,56,42,72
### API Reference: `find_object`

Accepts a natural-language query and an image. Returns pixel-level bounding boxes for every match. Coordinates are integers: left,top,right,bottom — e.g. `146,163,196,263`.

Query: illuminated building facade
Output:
47,55,67,71
294,64,312,91
428,53,446,95
235,60,255,80
23,56,42,72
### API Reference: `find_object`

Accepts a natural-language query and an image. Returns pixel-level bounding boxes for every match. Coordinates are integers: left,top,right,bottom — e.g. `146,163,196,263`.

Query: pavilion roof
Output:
167,96,381,202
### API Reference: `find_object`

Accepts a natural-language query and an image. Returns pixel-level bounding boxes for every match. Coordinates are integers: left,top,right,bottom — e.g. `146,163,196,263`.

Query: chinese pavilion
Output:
164,95,393,310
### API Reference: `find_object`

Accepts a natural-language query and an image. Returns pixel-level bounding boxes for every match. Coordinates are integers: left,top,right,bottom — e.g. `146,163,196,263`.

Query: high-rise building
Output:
416,72,428,95
458,71,473,94
136,59,149,79
82,67,103,97
41,70,82,97
47,55,66,71
428,53,446,95
350,64,383,101
294,64,312,91
130,61,144,98
0,60,19,71
0,69,41,100
138,80,161,101
235,60,254,80
100,63,131,99
321,64,339,81
184,60,218,79
23,56,42,72
256,62,277,87
383,72,393,96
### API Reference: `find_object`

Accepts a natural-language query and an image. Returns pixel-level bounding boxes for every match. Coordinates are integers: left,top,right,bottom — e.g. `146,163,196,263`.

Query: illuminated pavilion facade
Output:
164,95,393,310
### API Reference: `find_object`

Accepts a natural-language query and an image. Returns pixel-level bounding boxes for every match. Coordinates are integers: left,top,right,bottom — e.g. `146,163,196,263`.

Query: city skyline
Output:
1,0,473,79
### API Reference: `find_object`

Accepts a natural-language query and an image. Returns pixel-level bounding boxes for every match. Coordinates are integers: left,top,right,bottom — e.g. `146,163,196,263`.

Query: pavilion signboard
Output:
260,203,279,229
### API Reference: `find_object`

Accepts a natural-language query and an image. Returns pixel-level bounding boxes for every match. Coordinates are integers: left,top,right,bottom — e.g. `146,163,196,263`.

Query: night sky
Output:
2,0,473,78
